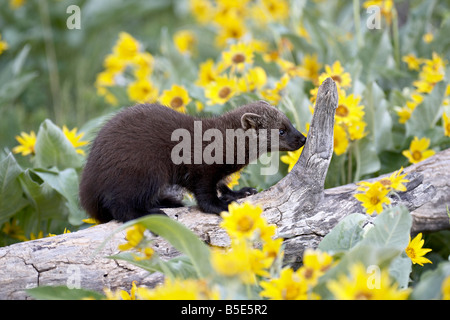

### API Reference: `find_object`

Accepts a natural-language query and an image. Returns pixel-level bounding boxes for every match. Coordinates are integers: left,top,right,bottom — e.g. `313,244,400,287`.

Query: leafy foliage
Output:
0,0,449,300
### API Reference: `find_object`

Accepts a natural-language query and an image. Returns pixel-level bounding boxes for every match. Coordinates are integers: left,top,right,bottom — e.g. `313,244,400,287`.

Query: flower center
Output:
336,104,349,117
355,291,373,300
232,53,246,64
237,216,254,232
331,74,342,83
170,97,184,109
219,86,231,99
412,150,422,161
370,196,380,205
379,178,391,188
405,247,415,259
283,285,300,300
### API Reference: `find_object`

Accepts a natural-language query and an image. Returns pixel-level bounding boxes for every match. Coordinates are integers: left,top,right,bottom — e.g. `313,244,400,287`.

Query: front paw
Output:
234,187,258,198
219,193,237,204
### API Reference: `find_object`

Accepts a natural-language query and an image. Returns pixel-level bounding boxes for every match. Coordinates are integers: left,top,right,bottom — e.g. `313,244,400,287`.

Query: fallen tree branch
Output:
1,78,449,299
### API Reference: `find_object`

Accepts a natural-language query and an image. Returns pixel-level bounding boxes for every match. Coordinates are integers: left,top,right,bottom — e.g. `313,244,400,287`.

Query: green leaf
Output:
360,205,412,251
318,213,368,254
120,215,213,279
32,168,85,225
314,245,401,299
389,255,412,289
0,153,28,224
110,252,197,280
411,261,450,300
17,169,68,221
27,285,104,300
34,119,84,170
363,81,394,153
405,81,447,138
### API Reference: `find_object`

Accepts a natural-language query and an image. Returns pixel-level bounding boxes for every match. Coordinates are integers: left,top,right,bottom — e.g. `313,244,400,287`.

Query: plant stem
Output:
353,0,364,49
353,140,361,182
391,6,401,69
38,0,62,124
347,143,353,184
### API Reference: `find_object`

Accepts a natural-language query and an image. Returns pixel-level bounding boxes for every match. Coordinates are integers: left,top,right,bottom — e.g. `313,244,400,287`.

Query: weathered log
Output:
1,78,449,299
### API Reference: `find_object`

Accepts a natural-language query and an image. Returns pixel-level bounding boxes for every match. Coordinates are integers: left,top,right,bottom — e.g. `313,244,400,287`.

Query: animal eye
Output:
279,129,286,136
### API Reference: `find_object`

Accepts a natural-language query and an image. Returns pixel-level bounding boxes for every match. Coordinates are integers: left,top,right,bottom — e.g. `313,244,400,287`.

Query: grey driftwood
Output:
1,78,449,299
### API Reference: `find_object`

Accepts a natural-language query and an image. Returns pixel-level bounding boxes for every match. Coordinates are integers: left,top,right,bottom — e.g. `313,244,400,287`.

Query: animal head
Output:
240,100,306,152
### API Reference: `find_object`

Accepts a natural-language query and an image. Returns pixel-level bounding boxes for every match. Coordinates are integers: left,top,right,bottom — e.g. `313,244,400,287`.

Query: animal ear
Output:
241,113,262,130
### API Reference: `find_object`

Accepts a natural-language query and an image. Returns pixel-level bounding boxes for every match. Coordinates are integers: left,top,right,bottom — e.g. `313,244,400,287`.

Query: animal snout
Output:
296,133,306,148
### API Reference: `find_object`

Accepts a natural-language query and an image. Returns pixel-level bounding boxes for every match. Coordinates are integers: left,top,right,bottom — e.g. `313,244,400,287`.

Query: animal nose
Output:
297,134,306,146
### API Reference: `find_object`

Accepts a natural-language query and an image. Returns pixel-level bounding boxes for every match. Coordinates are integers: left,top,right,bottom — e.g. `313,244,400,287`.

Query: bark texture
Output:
1,78,449,299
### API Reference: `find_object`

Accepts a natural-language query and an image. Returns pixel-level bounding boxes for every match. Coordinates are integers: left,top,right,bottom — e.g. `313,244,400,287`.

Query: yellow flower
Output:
402,54,423,71
225,170,241,190
247,246,274,279
413,52,446,94
47,228,71,237
335,91,366,141
260,267,316,300
159,84,191,113
296,22,311,43
113,32,140,61
0,33,8,54
261,237,283,260
327,262,410,300
196,59,220,87
318,61,352,89
127,78,159,103
204,75,237,105
260,74,290,105
260,0,289,22
82,218,99,226
12,131,37,156
136,278,219,300
333,123,349,156
296,54,322,83
174,30,197,55
131,52,154,79
402,136,435,164
395,105,413,124
443,113,450,137
354,181,391,215
221,42,254,73
442,276,450,300
220,202,265,240
10,0,26,9
29,231,44,240
405,233,432,266
412,79,434,94
238,67,267,92
132,247,155,261
103,54,126,74
377,167,409,192
2,218,27,241
211,244,249,279
215,17,247,48
211,241,267,284
362,0,394,25
280,148,302,172
118,224,146,251
190,0,215,25
298,249,334,286
120,281,138,300
423,32,434,43
62,126,88,156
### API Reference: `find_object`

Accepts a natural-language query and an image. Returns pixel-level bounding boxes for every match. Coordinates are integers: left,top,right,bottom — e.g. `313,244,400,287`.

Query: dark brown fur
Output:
79,101,305,222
